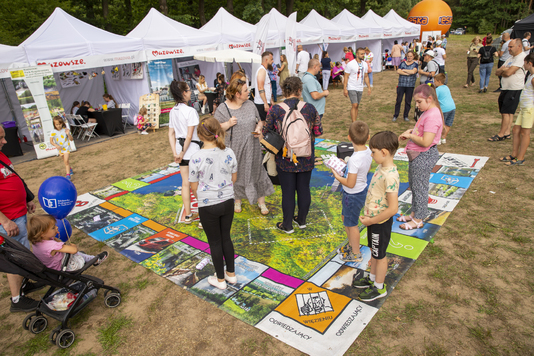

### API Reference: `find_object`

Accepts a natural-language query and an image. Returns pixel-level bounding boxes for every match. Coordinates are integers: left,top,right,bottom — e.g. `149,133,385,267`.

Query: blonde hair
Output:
52,116,66,129
28,214,56,244
139,106,147,116
472,36,481,44
198,117,225,150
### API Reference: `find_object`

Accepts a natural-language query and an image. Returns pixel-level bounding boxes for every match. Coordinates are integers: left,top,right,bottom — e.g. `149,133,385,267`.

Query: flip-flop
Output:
505,159,525,166
488,134,505,142
499,155,515,162
400,220,424,230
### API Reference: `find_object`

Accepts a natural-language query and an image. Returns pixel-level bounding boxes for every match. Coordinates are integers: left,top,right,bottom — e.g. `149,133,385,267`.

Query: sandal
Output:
505,159,525,166
258,203,269,215
400,219,424,230
396,215,413,222
234,201,242,213
503,134,511,140
463,84,468,88
487,134,505,142
499,155,515,162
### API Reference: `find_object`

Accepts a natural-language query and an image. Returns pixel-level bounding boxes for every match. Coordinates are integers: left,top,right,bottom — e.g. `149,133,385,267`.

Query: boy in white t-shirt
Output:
331,121,372,262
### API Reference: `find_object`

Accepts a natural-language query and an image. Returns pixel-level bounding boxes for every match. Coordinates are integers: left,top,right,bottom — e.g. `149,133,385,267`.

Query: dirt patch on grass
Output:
1,35,533,355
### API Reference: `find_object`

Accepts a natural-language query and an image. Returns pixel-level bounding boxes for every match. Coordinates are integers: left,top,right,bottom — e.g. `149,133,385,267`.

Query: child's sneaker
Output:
337,243,352,255
339,250,363,263
70,168,74,175
352,275,374,289
441,138,446,144
358,284,387,301
94,251,108,266
276,222,294,234
66,174,71,180
141,131,149,135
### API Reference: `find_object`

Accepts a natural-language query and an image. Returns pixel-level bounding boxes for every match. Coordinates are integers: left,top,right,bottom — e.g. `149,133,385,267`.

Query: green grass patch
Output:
97,314,132,353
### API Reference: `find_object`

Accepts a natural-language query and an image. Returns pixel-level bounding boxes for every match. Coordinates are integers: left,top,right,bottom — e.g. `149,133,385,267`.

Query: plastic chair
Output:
119,103,132,130
65,115,81,137
74,115,99,141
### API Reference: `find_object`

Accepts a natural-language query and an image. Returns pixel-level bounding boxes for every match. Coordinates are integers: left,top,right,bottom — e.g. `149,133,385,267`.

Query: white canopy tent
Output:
0,45,30,139
362,10,405,59
201,8,258,51
260,8,323,48
19,8,149,124
194,49,261,63
331,10,383,72
383,9,421,39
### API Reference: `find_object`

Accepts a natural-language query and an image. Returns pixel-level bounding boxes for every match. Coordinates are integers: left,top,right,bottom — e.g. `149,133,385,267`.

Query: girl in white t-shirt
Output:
49,116,74,180
189,117,237,290
196,75,209,114
168,80,201,223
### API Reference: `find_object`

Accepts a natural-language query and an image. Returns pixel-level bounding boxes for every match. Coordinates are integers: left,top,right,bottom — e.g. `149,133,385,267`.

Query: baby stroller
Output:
0,233,121,349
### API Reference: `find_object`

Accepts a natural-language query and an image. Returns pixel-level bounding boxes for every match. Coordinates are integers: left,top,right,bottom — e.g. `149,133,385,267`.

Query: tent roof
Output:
259,8,322,46
21,8,144,64
331,9,383,38
513,13,534,29
300,9,356,40
128,8,220,48
383,9,420,36
201,8,256,45
362,10,402,37
194,49,261,63
0,45,27,64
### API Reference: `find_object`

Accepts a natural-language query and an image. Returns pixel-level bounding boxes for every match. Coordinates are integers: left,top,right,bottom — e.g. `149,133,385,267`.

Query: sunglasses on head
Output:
237,79,246,85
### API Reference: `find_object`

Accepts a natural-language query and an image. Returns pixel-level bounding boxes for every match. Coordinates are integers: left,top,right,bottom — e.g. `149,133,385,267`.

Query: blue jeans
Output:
0,214,30,249
479,62,494,89
368,72,373,86
271,80,277,102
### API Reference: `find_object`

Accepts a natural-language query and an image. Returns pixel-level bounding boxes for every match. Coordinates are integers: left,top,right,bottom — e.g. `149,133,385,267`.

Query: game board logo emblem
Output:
103,225,128,235
42,197,57,209
441,176,459,185
428,197,438,204
296,291,334,316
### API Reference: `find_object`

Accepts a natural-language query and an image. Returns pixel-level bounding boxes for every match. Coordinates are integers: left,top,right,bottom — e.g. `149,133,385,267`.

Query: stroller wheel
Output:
104,292,121,308
49,327,61,345
56,329,75,349
22,313,36,330
29,315,48,334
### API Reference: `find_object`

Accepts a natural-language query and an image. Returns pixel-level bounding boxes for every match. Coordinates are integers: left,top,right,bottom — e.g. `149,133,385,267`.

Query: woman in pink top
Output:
398,85,443,230
28,214,107,271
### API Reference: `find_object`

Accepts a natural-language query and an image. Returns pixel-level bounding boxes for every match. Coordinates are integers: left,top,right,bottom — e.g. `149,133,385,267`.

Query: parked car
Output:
138,237,174,251
451,28,466,35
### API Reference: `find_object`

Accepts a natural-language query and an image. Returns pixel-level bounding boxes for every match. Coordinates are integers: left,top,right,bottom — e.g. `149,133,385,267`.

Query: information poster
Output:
146,59,174,125
10,65,76,159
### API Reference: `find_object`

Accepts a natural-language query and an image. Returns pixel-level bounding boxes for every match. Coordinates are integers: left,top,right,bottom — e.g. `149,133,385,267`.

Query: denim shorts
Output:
443,109,455,127
342,188,367,227
348,90,363,105
0,214,30,249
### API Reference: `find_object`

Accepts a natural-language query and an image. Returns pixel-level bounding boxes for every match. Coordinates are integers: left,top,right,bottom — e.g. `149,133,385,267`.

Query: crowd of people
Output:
2,31,533,311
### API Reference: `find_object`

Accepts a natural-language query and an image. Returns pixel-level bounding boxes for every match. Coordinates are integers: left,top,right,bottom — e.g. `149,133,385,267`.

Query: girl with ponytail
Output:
189,117,238,290
102,94,118,109
398,84,443,231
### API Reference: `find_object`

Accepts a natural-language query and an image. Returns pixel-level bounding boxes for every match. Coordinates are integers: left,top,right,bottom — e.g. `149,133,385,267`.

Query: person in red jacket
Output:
0,126,39,312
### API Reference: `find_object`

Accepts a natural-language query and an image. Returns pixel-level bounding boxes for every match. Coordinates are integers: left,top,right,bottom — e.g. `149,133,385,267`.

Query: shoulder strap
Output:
0,158,19,178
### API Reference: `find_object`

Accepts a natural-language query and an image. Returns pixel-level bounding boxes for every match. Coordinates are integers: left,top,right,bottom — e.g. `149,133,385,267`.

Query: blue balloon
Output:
38,176,77,219
56,219,72,242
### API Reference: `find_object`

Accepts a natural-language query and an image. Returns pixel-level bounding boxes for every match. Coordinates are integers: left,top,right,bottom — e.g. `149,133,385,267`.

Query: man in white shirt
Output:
434,40,447,83
296,45,310,78
343,48,371,122
490,39,527,141
522,32,531,54
254,51,274,123
496,32,512,92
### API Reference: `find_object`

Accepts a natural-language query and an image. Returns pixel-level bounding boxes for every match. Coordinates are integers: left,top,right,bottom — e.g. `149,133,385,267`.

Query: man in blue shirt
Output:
301,59,329,118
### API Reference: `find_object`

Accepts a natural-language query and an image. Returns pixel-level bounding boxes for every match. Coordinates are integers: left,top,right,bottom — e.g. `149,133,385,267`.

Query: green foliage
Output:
242,2,265,24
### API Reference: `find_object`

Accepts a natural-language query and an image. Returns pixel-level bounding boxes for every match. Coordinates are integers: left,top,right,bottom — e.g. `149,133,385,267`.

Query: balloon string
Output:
62,218,71,244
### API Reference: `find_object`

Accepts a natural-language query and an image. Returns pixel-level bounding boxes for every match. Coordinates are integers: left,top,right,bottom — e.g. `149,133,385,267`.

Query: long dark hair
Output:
103,93,118,108
170,80,190,104
70,101,80,114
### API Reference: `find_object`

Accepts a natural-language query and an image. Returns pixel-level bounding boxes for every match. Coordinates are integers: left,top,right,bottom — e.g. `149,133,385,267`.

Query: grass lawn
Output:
0,34,533,355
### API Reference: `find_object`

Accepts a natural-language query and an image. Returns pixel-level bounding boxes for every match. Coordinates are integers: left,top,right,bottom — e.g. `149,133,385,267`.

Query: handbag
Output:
0,159,35,202
260,129,284,155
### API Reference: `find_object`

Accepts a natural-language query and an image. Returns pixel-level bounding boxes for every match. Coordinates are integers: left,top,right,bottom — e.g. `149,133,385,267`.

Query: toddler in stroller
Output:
0,220,120,349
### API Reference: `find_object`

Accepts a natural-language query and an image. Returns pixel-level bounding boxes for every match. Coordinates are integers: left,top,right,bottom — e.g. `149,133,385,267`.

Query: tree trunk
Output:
125,0,132,28
227,0,234,14
286,0,294,16
359,0,367,16
278,0,282,12
102,0,111,31
261,0,265,11
199,0,206,26
160,0,168,15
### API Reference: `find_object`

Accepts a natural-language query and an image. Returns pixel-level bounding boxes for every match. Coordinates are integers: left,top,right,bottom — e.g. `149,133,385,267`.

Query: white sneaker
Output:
437,139,442,145
141,131,148,135
441,138,446,144
225,272,237,284
208,275,227,289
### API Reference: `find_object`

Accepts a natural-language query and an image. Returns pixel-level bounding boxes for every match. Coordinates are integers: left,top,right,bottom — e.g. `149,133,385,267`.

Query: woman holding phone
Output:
214,78,274,215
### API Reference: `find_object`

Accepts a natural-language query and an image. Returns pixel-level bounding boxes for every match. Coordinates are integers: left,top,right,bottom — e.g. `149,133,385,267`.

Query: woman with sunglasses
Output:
214,78,274,215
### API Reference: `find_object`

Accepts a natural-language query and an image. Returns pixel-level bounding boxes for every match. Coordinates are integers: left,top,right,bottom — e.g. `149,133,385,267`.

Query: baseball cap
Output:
436,40,443,46
424,50,435,57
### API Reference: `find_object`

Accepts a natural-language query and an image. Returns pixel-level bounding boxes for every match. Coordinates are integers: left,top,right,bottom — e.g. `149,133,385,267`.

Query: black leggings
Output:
277,168,312,230
394,86,414,119
198,199,235,279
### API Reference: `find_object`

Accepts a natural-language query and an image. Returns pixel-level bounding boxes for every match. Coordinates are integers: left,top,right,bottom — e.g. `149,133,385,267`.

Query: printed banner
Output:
35,51,146,73
147,59,174,125
10,65,76,159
